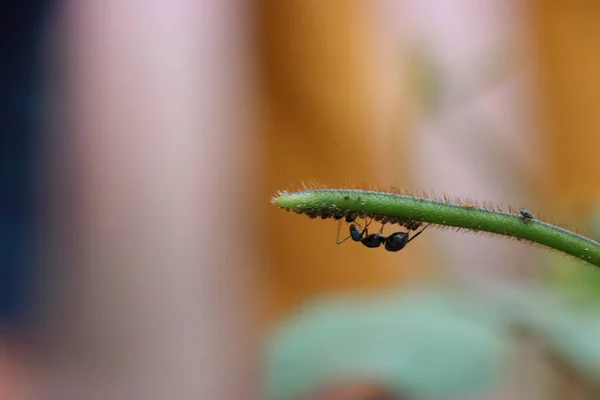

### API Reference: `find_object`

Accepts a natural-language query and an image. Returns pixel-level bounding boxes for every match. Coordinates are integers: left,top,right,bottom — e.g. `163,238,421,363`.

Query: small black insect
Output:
520,209,534,220
306,210,319,219
333,211,346,220
380,216,391,224
331,210,359,223
345,213,357,223
403,221,421,231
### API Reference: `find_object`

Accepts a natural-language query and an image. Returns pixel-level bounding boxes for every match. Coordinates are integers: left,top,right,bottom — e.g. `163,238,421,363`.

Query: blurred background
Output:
3,1,600,399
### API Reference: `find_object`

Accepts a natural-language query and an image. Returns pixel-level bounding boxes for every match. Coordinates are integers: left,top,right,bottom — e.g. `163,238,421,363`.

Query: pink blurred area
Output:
41,1,261,399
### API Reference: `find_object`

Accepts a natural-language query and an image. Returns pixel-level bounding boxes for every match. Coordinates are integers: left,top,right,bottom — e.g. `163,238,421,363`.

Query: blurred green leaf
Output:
518,287,600,383
545,201,600,304
265,277,600,400
264,287,510,400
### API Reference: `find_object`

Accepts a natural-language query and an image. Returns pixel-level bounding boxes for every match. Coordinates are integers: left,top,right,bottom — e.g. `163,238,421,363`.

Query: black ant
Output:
337,220,429,252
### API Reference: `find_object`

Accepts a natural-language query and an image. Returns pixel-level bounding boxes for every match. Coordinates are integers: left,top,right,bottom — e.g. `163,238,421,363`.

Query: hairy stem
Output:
272,189,600,268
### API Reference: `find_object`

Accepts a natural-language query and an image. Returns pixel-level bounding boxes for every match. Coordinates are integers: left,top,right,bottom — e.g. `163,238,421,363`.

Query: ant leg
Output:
406,223,430,244
360,218,372,236
336,220,352,245
377,223,385,236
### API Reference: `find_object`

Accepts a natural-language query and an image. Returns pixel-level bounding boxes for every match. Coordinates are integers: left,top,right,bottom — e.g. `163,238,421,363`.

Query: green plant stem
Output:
273,189,600,268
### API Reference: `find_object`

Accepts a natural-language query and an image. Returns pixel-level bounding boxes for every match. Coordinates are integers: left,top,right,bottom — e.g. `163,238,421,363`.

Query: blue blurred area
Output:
0,0,50,329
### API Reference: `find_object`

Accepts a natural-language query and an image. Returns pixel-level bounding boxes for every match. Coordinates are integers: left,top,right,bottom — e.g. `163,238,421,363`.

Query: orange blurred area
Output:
258,1,429,324
531,2,600,215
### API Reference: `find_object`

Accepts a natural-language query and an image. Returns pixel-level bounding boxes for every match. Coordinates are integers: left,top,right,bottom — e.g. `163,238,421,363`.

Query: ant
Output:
337,219,429,252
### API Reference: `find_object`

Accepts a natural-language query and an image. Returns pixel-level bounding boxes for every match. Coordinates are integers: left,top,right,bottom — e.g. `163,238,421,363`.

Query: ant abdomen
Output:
384,231,409,252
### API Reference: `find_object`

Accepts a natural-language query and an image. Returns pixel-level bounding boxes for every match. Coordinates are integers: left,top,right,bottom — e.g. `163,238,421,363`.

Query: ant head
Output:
349,224,363,242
